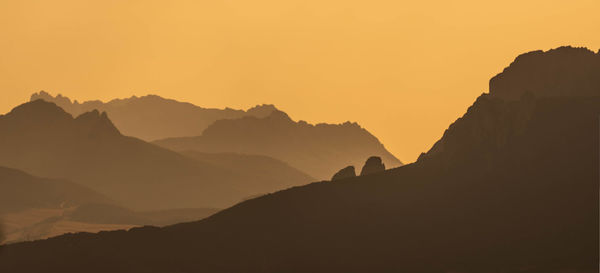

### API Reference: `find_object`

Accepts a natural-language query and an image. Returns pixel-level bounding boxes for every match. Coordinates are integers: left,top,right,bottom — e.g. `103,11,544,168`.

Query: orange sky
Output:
0,0,599,163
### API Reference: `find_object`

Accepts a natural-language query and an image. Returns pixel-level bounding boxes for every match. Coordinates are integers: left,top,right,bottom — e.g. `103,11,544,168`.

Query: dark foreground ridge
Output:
0,46,598,273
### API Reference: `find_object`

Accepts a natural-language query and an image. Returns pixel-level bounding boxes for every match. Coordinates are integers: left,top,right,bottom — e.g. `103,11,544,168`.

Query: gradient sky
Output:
1,0,599,163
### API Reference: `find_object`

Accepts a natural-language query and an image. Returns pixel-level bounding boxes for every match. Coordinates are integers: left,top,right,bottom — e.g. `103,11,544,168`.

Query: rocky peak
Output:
265,110,292,122
74,110,121,136
5,99,72,124
246,104,279,118
489,46,600,100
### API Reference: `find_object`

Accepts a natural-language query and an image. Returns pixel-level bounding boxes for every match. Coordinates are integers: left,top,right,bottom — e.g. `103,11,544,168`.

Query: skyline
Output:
1,0,599,162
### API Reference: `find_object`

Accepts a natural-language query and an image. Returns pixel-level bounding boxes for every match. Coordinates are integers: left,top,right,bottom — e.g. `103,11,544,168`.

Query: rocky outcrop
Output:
331,166,356,181
359,156,385,176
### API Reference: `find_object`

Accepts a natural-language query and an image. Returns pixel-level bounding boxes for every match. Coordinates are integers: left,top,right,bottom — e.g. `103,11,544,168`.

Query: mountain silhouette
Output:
1,46,598,272
154,110,402,179
66,204,219,227
0,166,220,244
489,46,600,100
180,151,314,195
0,101,313,210
0,166,112,215
30,92,278,141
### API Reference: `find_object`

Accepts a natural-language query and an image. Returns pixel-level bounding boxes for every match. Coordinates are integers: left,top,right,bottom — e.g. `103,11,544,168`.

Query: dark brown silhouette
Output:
30,92,277,141
0,101,313,210
0,46,598,273
330,166,356,181
359,156,385,175
154,110,402,179
489,46,600,100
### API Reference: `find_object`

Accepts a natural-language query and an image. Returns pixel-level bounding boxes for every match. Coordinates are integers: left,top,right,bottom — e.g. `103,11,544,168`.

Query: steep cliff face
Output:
420,47,600,168
418,94,536,168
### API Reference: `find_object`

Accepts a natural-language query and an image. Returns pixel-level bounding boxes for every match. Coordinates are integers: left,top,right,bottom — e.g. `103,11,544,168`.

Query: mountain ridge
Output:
0,100,313,210
155,109,402,179
30,91,279,141
1,46,598,272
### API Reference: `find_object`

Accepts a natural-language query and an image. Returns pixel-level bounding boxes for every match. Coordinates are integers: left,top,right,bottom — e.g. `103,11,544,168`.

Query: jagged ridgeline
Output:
2,46,597,273
32,92,402,179
29,92,278,141
154,111,402,179
0,100,313,210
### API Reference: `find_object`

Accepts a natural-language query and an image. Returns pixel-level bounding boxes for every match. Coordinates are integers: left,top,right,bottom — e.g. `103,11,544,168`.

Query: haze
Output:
1,0,598,162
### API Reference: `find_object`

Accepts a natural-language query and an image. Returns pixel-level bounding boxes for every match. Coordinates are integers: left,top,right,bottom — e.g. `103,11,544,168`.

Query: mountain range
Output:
30,91,277,141
155,110,402,179
33,92,402,180
1,46,597,272
0,166,219,244
0,101,313,210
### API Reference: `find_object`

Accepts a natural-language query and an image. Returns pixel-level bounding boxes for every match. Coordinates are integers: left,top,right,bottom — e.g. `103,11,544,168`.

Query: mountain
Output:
489,46,600,100
31,91,401,179
1,46,598,273
0,166,125,244
0,101,313,210
154,110,402,179
180,151,314,195
30,92,278,141
0,166,112,215
67,204,219,226
0,166,219,244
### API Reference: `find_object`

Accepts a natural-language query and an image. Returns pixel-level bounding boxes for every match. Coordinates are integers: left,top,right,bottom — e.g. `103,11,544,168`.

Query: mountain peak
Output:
246,104,279,118
2,100,121,137
74,109,121,136
489,46,600,100
7,99,72,122
265,109,292,121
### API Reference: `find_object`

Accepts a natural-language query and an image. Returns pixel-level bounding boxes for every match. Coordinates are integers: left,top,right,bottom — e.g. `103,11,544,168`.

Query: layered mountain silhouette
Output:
0,166,112,215
0,101,313,210
30,91,278,141
33,91,401,180
154,110,402,179
0,166,219,244
1,46,598,272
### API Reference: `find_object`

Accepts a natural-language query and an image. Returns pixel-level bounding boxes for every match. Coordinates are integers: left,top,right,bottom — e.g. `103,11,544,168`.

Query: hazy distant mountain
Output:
154,110,402,179
180,151,315,195
0,166,111,215
0,101,313,210
31,91,401,179
0,166,219,244
2,47,597,273
67,204,219,227
30,91,278,141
